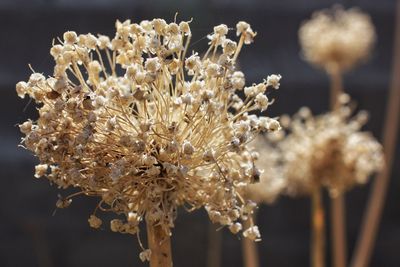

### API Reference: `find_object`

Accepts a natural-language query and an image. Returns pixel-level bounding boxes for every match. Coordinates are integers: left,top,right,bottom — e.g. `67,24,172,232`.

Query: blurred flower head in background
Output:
299,6,376,73
277,95,384,197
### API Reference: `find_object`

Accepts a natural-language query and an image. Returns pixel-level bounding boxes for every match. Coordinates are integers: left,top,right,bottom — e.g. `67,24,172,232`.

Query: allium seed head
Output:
299,6,376,73
17,18,280,246
266,97,383,197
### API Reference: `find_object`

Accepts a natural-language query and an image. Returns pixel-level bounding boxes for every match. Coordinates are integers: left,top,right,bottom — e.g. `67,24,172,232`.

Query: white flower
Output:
34,164,48,178
85,34,98,49
145,57,161,73
243,225,261,240
206,63,220,77
244,86,256,97
153,19,167,34
185,53,201,75
179,21,191,36
229,222,242,234
16,81,28,98
88,60,102,74
255,94,269,111
98,35,111,50
236,21,256,44
63,31,77,44
231,71,245,90
214,24,228,36
208,24,229,45
223,39,237,55
266,74,282,89
139,249,152,262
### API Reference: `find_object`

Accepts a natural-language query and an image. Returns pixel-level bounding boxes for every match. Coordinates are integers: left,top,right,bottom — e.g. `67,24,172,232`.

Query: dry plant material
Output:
277,98,384,197
256,99,383,267
299,8,377,267
243,135,286,204
236,131,284,267
299,6,376,74
17,18,282,260
253,96,384,198
351,1,400,266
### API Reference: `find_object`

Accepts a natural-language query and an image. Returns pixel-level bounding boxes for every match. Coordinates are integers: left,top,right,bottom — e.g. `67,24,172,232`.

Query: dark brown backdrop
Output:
0,0,398,266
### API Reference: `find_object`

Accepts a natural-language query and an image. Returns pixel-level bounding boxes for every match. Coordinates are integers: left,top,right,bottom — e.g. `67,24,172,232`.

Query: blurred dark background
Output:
0,0,399,266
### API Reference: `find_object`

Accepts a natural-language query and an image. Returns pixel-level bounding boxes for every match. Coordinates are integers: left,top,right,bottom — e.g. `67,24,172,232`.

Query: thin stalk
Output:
207,222,222,267
242,212,259,267
328,65,347,267
328,65,343,110
233,35,245,63
146,221,173,267
351,1,400,266
311,186,325,267
331,194,346,267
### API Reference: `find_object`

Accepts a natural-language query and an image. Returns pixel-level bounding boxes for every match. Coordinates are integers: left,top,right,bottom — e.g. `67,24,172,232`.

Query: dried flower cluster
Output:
17,19,281,243
299,6,376,73
272,96,384,197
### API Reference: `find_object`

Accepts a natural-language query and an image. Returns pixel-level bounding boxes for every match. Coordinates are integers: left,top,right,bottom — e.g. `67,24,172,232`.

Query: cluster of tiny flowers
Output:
240,135,286,204
17,19,281,243
275,95,383,197
299,6,376,73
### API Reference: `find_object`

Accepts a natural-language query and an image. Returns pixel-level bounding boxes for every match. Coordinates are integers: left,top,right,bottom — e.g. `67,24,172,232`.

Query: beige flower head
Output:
278,97,383,197
299,6,376,73
17,18,281,243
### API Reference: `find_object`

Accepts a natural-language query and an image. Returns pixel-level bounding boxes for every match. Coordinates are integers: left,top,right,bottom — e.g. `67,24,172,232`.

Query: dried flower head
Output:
275,97,383,197
17,18,281,243
299,6,376,73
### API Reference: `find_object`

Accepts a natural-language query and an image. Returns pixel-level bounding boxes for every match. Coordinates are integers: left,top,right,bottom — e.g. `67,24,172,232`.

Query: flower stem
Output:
328,65,347,267
351,1,400,266
146,221,173,267
311,186,325,267
207,222,222,267
331,194,346,267
242,212,259,267
328,65,343,110
233,35,245,63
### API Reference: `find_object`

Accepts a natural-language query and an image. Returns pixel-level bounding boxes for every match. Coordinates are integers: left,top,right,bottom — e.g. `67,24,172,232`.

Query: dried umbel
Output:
277,97,383,197
17,19,281,245
299,6,376,73
252,97,383,198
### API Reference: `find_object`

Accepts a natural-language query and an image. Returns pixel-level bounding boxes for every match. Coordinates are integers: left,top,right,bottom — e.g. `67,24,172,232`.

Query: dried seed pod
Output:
17,18,282,255
299,6,376,73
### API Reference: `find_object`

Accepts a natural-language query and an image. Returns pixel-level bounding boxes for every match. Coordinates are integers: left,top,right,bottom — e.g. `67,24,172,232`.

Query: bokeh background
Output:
0,0,399,266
